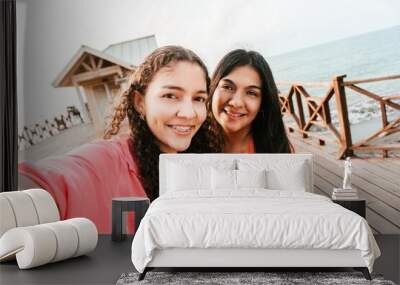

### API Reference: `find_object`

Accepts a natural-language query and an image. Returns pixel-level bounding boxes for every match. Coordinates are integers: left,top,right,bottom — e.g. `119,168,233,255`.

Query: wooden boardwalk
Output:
289,131,400,234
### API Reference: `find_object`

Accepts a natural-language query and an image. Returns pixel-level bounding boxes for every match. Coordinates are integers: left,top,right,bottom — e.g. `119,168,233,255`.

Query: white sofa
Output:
0,189,98,269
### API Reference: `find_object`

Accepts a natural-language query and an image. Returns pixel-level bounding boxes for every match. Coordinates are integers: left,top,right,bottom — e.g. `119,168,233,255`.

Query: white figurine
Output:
342,157,352,190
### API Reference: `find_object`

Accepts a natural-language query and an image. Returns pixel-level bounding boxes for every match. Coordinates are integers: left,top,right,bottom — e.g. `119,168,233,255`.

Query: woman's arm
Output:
18,173,42,190
17,136,146,233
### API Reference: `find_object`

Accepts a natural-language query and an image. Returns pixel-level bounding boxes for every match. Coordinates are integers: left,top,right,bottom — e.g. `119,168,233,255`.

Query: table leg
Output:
112,201,124,241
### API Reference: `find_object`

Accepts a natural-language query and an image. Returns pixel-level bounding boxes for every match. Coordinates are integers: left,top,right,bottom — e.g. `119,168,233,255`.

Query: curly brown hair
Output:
105,46,222,201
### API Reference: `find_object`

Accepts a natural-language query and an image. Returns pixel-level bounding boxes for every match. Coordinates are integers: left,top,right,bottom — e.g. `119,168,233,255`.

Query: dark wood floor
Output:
0,236,133,285
289,131,400,234
1,235,399,285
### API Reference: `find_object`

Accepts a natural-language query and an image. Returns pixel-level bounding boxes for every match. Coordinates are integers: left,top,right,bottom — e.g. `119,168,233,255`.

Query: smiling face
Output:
134,61,208,153
211,65,262,136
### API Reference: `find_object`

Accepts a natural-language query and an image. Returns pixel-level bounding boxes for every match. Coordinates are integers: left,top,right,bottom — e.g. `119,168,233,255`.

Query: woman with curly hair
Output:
104,45,222,201
209,49,292,153
19,46,221,233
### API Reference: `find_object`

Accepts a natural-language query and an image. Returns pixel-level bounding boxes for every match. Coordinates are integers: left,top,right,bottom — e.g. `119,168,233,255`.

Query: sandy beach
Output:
18,123,97,162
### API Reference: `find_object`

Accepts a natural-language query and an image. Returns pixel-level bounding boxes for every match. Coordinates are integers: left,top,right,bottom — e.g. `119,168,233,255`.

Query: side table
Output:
112,197,149,242
332,199,366,218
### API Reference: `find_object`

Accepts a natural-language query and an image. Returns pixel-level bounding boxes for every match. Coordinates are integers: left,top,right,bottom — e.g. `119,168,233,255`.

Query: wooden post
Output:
380,102,389,158
294,87,307,138
104,83,113,103
73,81,91,123
333,75,353,159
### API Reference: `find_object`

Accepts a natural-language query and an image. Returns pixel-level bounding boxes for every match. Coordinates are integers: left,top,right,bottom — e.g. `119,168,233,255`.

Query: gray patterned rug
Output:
116,271,396,285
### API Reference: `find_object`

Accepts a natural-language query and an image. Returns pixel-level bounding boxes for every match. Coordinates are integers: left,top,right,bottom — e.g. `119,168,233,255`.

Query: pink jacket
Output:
19,135,147,234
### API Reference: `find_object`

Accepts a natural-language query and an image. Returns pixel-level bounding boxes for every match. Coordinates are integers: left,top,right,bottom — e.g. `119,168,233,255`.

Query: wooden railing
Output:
277,74,400,158
18,106,84,151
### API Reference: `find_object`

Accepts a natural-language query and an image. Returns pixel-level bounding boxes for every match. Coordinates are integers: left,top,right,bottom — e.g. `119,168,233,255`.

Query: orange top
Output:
240,136,255,153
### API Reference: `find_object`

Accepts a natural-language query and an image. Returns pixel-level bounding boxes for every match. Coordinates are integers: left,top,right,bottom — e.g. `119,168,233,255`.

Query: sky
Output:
16,0,400,130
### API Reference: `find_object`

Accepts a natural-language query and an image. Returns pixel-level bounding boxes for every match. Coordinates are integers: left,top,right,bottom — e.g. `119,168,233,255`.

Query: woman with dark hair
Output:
19,46,221,233
209,49,292,153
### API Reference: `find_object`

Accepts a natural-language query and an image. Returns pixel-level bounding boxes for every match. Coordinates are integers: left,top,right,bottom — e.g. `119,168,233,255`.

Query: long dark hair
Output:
209,49,291,153
105,46,222,201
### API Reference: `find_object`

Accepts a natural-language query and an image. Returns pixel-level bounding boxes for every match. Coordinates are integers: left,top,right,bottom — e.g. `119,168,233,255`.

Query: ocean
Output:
268,25,400,142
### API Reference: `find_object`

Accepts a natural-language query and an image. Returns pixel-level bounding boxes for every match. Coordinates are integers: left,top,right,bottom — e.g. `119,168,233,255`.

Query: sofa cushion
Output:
0,189,59,237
